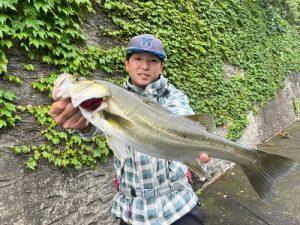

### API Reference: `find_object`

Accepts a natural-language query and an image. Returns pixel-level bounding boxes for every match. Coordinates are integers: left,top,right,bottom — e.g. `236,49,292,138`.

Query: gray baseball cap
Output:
126,34,166,60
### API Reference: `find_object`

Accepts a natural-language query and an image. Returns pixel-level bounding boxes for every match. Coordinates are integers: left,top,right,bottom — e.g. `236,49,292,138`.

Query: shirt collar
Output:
124,74,168,99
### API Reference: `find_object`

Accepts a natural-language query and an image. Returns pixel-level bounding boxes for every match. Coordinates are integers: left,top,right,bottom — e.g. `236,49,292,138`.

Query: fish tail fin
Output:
242,150,297,202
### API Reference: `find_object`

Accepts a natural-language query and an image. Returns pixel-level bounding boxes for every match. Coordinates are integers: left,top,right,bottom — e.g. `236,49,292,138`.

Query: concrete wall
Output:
239,72,300,147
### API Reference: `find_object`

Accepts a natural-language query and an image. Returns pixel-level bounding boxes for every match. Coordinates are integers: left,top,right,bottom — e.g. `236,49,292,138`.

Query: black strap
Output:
130,189,137,197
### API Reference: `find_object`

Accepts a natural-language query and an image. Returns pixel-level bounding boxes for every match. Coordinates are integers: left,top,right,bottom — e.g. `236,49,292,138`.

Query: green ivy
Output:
1,0,300,169
31,72,58,97
13,105,111,170
0,88,21,128
4,74,24,85
98,0,300,139
0,0,93,73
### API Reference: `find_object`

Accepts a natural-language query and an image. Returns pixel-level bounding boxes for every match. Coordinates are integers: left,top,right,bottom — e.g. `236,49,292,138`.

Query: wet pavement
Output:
199,120,300,225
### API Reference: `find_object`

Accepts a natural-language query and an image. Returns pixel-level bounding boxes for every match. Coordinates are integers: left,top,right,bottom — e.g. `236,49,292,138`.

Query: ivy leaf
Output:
29,38,49,49
0,119,7,128
61,159,69,167
20,43,30,52
23,5,38,17
12,146,21,154
71,158,82,169
14,115,21,121
54,158,62,167
22,146,31,153
3,90,17,101
57,132,68,140
25,19,40,30
1,108,13,117
71,135,82,145
33,1,53,13
24,64,35,71
51,137,60,145
27,157,37,170
42,151,55,162
0,40,13,49
42,55,52,64
53,149,61,155
0,14,9,24
0,0,18,10
93,148,102,158
0,63,7,73
7,75,23,85
74,0,94,12
34,150,41,160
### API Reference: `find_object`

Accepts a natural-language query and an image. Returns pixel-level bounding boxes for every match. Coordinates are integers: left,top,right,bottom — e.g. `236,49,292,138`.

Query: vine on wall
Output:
0,74,22,128
0,0,300,169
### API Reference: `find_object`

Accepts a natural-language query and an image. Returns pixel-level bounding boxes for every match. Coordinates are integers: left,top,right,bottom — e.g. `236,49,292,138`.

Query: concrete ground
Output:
199,120,300,225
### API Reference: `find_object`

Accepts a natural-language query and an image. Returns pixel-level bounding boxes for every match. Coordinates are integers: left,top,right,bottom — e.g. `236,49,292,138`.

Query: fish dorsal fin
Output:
185,113,216,132
102,110,134,131
105,134,129,160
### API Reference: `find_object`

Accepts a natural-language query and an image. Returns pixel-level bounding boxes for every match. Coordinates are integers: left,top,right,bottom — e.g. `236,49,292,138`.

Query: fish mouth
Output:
79,98,104,112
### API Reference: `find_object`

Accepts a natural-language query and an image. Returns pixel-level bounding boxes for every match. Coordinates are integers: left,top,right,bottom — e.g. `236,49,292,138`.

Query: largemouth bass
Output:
53,73,297,202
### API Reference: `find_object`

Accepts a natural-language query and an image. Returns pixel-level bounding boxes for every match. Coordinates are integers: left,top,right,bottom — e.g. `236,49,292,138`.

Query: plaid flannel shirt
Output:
110,75,198,225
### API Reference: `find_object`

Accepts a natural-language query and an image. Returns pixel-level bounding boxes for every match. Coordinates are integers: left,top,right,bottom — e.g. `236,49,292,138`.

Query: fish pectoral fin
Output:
102,111,134,131
105,135,129,160
185,113,216,132
186,159,210,180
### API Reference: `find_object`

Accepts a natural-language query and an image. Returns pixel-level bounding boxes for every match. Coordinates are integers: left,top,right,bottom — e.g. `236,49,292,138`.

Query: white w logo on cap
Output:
141,37,153,47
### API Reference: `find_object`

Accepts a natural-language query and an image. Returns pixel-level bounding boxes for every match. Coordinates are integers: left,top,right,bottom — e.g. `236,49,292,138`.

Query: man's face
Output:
125,52,164,88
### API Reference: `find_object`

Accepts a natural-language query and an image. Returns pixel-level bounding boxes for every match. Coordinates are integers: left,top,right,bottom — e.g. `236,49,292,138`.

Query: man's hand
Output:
49,98,88,129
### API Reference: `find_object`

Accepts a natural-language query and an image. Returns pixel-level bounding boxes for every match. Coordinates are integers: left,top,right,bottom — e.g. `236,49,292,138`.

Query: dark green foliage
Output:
0,88,21,128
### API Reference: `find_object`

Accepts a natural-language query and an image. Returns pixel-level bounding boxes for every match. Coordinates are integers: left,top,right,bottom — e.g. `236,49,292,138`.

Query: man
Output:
50,34,209,225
